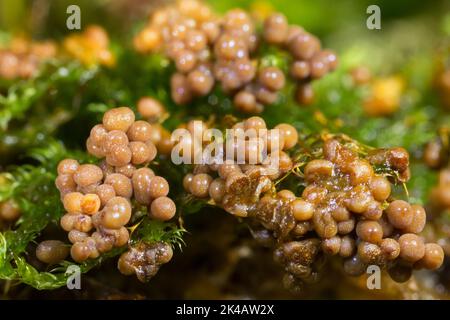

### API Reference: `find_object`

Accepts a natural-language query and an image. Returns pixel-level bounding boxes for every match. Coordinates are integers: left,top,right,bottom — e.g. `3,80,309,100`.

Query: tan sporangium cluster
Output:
183,118,444,291
51,107,176,281
133,0,337,112
262,13,338,106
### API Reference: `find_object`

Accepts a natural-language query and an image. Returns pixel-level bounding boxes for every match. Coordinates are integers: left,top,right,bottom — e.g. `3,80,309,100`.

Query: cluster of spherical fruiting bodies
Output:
134,0,337,113
134,0,216,105
49,107,177,280
262,13,338,106
55,159,132,262
180,116,298,203
0,37,57,80
285,142,442,287
86,106,158,167
63,25,115,67
85,107,176,221
183,119,444,290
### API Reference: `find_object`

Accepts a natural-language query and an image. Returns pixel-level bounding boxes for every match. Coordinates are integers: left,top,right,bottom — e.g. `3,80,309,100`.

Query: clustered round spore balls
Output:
184,130,444,289
63,25,115,67
55,159,132,263
430,169,450,210
182,117,298,212
290,140,442,286
0,37,57,80
53,107,177,266
134,0,215,102
262,13,337,106
86,106,158,167
104,102,174,157
134,0,337,113
117,241,173,282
